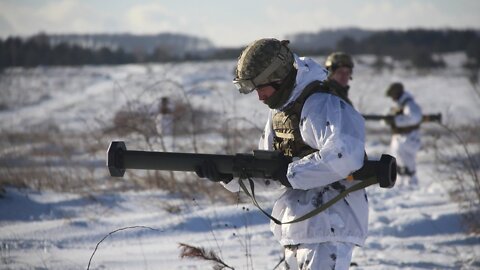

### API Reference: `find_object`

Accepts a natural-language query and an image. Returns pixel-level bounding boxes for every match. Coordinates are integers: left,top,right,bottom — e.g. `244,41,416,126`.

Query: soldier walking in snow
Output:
385,82,423,186
195,38,368,270
324,52,356,106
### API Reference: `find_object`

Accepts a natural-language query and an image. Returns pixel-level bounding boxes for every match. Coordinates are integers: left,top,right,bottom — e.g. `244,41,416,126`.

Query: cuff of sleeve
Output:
221,179,240,192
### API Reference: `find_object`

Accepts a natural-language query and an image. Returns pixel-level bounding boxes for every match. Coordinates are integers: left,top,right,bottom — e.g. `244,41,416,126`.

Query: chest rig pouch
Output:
272,80,340,158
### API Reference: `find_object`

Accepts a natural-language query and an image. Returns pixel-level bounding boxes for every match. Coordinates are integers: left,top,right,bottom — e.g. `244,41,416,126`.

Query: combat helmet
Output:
233,38,294,94
325,52,354,72
386,82,404,99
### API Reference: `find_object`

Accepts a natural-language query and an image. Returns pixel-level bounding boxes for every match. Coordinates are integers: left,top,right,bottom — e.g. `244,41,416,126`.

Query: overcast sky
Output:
1,0,480,47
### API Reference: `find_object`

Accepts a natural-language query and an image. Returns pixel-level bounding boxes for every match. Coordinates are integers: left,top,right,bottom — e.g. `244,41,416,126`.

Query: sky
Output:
1,0,480,47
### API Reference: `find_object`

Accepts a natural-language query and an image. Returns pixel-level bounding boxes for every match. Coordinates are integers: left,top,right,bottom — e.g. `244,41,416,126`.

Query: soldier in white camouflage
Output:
385,82,423,186
196,38,368,270
324,52,355,106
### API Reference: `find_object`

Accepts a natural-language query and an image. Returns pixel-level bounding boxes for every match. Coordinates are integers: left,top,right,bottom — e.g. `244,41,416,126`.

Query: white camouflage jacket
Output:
224,55,368,247
392,91,423,129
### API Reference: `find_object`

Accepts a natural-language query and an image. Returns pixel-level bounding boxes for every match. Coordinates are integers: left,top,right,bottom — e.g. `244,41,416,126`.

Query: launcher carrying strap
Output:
238,175,377,225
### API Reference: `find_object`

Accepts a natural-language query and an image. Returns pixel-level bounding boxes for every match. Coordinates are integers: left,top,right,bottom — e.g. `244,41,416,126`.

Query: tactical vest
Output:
243,81,372,225
391,97,421,134
272,80,351,158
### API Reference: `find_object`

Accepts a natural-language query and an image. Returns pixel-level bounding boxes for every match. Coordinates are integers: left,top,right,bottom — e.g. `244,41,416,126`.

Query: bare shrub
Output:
112,109,157,136
110,99,221,138
0,69,255,205
433,123,480,234
102,77,244,203
179,242,235,270
428,69,480,235
219,117,263,155
0,124,111,193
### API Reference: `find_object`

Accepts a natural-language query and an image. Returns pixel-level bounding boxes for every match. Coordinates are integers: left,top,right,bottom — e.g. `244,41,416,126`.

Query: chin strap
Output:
239,175,376,225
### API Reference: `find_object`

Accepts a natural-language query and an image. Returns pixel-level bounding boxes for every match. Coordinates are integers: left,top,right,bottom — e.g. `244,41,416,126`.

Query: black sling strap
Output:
239,175,376,225
240,80,371,225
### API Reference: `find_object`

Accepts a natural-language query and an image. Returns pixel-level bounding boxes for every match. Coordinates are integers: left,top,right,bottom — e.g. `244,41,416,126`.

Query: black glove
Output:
271,155,292,188
195,159,233,183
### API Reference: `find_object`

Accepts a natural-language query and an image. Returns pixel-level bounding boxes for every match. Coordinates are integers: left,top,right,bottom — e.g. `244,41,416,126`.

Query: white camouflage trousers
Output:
390,130,421,186
283,242,354,270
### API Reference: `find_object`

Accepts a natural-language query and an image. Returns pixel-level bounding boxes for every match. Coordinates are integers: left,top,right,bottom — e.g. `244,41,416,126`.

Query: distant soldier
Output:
155,97,174,136
385,82,422,186
324,52,355,106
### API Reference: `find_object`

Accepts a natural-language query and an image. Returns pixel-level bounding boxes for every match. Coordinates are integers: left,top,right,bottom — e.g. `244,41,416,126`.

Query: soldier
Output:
154,96,175,150
155,96,174,136
385,82,423,186
324,52,355,106
196,38,368,269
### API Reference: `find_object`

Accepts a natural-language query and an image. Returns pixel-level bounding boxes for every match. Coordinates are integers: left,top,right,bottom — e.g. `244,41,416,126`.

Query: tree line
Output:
1,29,479,69
335,29,480,68
1,34,135,68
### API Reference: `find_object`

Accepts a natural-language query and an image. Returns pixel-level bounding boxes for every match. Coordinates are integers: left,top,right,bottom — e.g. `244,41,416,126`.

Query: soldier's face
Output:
256,85,276,103
331,67,352,87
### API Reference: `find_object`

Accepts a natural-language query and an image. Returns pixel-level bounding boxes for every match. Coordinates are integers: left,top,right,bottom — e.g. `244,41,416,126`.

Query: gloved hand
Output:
271,154,292,188
195,159,233,183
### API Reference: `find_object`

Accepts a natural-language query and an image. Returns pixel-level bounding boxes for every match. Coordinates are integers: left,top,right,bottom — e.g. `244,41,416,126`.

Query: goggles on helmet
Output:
233,45,289,94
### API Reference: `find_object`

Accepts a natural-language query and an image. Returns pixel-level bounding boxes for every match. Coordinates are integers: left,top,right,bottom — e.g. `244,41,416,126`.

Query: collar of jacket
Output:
322,79,353,106
396,91,413,106
325,79,350,96
276,54,329,111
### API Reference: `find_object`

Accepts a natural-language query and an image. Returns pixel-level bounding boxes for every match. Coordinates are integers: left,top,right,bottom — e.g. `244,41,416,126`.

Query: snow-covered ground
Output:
0,54,479,269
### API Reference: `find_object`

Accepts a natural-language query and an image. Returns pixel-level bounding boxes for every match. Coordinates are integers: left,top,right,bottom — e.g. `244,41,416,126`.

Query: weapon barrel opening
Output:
377,154,396,188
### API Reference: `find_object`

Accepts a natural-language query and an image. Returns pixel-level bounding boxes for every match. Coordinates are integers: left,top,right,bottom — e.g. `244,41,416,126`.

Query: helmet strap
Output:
252,45,290,86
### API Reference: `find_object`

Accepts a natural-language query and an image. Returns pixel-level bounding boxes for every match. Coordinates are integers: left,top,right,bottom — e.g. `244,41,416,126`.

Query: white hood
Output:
278,54,329,110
